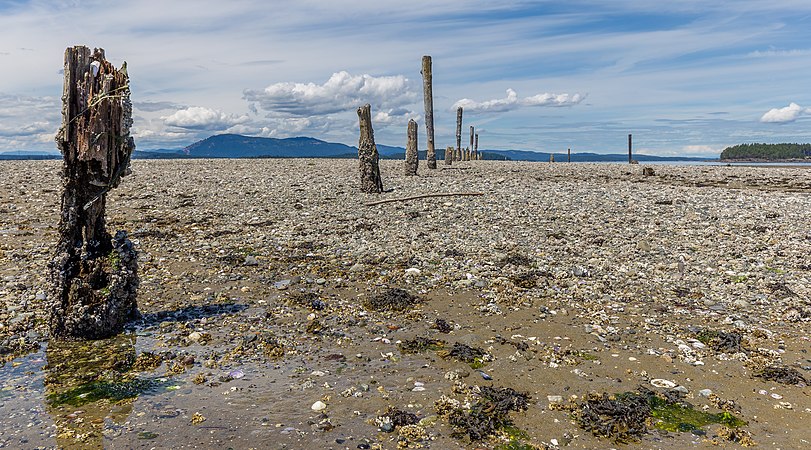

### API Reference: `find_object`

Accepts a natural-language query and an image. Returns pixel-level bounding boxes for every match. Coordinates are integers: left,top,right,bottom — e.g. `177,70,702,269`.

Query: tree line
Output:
720,143,811,160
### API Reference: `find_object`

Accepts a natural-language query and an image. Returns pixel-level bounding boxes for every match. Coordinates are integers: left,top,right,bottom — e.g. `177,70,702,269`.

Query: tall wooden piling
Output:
455,106,463,161
568,148,571,163
628,134,633,164
469,126,474,161
445,146,453,165
357,104,383,193
48,46,139,339
421,56,436,169
405,119,418,176
474,133,479,160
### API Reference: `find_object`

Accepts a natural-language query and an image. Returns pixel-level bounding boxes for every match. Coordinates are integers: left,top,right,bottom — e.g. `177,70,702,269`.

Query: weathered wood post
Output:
358,103,383,193
550,154,555,163
568,148,571,163
421,56,436,169
48,46,138,339
628,133,633,164
455,106,463,161
445,146,453,165
405,119,418,176
475,133,480,160
469,126,474,161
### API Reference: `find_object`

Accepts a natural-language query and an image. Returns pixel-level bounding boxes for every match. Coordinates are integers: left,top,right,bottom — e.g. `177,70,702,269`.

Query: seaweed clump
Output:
755,365,807,386
288,292,327,311
439,343,489,368
445,386,531,442
499,253,533,268
696,329,744,353
575,390,651,443
363,288,420,312
572,388,747,443
399,337,446,354
433,318,453,333
375,406,420,432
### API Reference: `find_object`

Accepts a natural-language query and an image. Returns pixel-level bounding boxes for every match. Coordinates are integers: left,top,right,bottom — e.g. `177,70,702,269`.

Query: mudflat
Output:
1,159,810,449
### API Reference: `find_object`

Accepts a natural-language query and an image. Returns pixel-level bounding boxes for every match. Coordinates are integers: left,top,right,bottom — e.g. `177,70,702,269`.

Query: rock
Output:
243,255,259,266
698,389,713,397
637,240,652,252
188,331,203,342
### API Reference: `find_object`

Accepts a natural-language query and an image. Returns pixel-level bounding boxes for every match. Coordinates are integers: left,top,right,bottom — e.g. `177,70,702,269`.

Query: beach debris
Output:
376,406,419,433
433,318,453,333
357,103,383,194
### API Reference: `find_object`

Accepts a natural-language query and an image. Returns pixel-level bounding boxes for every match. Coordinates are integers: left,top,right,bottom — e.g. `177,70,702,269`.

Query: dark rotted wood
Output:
455,106,463,161
48,46,138,339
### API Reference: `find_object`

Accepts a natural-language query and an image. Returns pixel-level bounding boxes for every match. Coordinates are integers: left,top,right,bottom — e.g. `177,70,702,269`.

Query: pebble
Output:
698,389,713,397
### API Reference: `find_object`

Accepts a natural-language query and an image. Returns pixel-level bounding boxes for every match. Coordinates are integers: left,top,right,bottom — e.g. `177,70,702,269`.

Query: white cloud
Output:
244,71,416,116
759,102,811,123
453,89,586,113
163,106,249,130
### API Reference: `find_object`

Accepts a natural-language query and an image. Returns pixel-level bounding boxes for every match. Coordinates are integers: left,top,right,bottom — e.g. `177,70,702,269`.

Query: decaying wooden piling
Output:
48,46,138,339
357,104,383,193
568,148,571,163
455,106,463,161
628,134,633,164
405,119,418,176
421,56,436,169
475,133,480,160
445,146,453,165
469,126,474,161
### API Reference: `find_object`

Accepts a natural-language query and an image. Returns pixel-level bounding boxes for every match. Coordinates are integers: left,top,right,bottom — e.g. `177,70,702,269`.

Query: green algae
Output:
648,395,745,432
46,376,167,407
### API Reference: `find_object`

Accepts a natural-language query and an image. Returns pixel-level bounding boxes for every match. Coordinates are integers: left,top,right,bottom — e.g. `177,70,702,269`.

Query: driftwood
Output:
405,119,418,176
365,192,483,206
455,106,463,161
48,46,138,339
421,56,436,169
357,104,383,193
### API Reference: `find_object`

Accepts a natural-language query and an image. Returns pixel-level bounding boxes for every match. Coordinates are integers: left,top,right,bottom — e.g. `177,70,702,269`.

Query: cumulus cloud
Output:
760,102,811,123
243,71,417,116
134,101,184,112
163,106,250,131
453,89,586,113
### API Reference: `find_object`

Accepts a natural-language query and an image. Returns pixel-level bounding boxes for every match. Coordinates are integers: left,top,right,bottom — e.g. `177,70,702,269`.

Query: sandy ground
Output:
1,158,810,450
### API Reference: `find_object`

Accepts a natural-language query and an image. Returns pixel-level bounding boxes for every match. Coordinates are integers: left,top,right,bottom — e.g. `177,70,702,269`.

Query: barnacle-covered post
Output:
357,103,383,193
405,119,418,176
455,106,463,161
445,146,453,165
421,56,436,169
48,46,138,339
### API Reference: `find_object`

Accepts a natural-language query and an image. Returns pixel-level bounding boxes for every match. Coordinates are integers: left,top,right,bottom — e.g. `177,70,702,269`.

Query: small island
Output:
720,143,811,161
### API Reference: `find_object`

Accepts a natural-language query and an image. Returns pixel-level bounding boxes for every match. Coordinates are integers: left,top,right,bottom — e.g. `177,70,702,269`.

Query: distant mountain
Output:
180,134,356,158
5,134,717,162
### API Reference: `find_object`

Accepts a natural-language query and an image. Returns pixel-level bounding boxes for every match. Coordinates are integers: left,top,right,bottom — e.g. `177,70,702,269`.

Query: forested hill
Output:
720,143,811,160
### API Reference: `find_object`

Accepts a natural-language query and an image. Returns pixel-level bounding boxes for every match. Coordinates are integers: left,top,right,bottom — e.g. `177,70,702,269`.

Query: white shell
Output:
650,378,677,389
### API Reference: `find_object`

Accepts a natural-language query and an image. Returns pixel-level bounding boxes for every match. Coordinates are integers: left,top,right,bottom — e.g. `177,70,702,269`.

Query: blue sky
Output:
1,0,810,156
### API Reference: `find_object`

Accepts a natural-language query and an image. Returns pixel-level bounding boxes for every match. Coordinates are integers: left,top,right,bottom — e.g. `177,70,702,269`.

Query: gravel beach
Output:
1,158,810,449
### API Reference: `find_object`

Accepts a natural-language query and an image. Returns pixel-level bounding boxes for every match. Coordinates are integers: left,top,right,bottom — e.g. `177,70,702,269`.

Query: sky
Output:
1,0,810,157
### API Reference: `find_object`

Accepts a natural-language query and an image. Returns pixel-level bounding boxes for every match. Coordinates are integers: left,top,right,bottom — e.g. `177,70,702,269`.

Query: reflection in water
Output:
44,333,140,449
